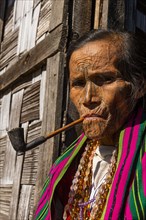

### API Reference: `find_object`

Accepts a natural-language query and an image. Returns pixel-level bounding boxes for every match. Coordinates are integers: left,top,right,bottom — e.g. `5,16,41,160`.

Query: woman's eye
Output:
104,76,115,83
71,79,85,87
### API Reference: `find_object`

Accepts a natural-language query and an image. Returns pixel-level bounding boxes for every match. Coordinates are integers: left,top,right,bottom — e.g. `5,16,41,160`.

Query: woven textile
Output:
35,105,146,220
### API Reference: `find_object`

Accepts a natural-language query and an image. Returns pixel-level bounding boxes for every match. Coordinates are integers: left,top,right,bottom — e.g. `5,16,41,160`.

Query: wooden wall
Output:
0,0,67,219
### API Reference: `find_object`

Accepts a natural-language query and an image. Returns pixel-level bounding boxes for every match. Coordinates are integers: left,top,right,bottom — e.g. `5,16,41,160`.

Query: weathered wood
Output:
9,122,28,220
1,29,18,55
0,136,7,179
94,0,102,29
36,0,52,40
0,0,6,43
2,89,24,184
0,24,64,91
72,0,92,38
28,3,41,50
0,185,12,217
0,91,11,137
108,0,125,29
17,1,33,54
102,0,109,28
21,121,41,185
20,81,40,123
39,67,46,120
33,52,64,212
17,185,33,220
49,0,66,31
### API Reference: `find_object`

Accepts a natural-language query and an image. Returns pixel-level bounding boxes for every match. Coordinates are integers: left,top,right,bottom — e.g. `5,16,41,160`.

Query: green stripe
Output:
132,182,140,220
41,177,50,196
36,202,48,220
136,171,145,219
55,135,82,165
49,135,87,209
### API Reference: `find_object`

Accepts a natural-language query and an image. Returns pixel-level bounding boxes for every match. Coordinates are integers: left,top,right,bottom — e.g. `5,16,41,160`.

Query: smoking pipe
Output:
8,118,84,154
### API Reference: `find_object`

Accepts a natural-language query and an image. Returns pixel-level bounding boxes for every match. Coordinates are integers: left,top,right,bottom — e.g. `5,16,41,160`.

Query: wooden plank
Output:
28,2,41,50
0,0,6,43
17,185,33,220
9,122,28,220
0,91,11,137
72,0,92,37
0,136,7,179
33,52,64,211
108,0,125,29
21,121,41,185
0,24,64,91
17,1,33,54
20,81,40,123
49,0,65,31
39,67,46,120
94,0,102,29
102,0,109,28
36,0,52,40
2,89,24,184
0,185,12,217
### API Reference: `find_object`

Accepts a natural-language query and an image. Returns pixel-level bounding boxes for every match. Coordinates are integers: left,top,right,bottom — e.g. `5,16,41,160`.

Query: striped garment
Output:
35,105,146,220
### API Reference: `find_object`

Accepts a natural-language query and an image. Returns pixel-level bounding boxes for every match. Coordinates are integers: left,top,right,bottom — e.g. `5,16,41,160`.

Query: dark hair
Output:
67,29,146,96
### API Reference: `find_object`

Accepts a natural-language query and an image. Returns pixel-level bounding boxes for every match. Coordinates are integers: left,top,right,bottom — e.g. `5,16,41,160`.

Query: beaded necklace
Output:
63,140,117,220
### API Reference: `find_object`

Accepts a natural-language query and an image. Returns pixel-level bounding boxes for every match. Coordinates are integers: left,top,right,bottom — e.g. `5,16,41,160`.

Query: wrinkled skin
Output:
69,40,137,145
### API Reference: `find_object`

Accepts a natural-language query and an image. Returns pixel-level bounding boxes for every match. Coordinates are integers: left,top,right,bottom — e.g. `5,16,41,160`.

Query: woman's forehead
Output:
69,40,120,74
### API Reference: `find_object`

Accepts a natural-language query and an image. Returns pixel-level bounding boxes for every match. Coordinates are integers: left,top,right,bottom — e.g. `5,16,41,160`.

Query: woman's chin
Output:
84,129,103,141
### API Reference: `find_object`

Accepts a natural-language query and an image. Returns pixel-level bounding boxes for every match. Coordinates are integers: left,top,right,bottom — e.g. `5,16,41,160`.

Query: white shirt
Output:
90,145,116,202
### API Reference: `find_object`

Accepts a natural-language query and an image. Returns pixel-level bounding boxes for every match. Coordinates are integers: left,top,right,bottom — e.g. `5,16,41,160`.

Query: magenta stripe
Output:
35,157,69,216
35,133,86,217
142,153,146,196
124,201,133,220
105,108,142,219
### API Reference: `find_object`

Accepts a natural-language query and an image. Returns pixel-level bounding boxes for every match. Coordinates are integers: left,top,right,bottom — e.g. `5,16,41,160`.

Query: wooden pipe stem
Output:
44,117,84,139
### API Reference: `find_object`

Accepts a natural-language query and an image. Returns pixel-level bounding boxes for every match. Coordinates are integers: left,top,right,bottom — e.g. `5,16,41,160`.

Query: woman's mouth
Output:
83,114,105,121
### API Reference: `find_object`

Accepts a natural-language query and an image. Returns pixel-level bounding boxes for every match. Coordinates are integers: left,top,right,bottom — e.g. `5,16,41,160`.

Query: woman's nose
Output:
83,81,100,108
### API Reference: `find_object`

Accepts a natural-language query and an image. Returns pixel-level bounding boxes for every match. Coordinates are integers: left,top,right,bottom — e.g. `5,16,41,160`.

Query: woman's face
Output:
69,40,136,143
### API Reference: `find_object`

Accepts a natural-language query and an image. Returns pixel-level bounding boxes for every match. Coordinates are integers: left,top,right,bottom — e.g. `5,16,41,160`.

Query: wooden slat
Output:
36,0,52,40
0,0,6,43
21,121,41,185
3,10,13,39
0,136,7,179
20,81,40,123
72,0,92,37
39,67,46,120
0,24,64,91
94,0,102,29
33,52,64,211
1,29,18,57
28,3,41,50
17,185,33,220
9,122,28,220
2,89,24,184
102,0,109,28
49,0,65,31
0,91,11,137
0,185,12,217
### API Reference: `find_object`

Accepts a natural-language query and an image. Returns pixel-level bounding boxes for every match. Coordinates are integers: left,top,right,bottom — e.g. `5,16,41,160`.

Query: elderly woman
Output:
35,29,146,220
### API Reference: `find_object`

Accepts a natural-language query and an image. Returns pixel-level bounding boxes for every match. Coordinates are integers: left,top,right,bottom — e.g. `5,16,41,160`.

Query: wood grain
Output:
0,24,64,91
